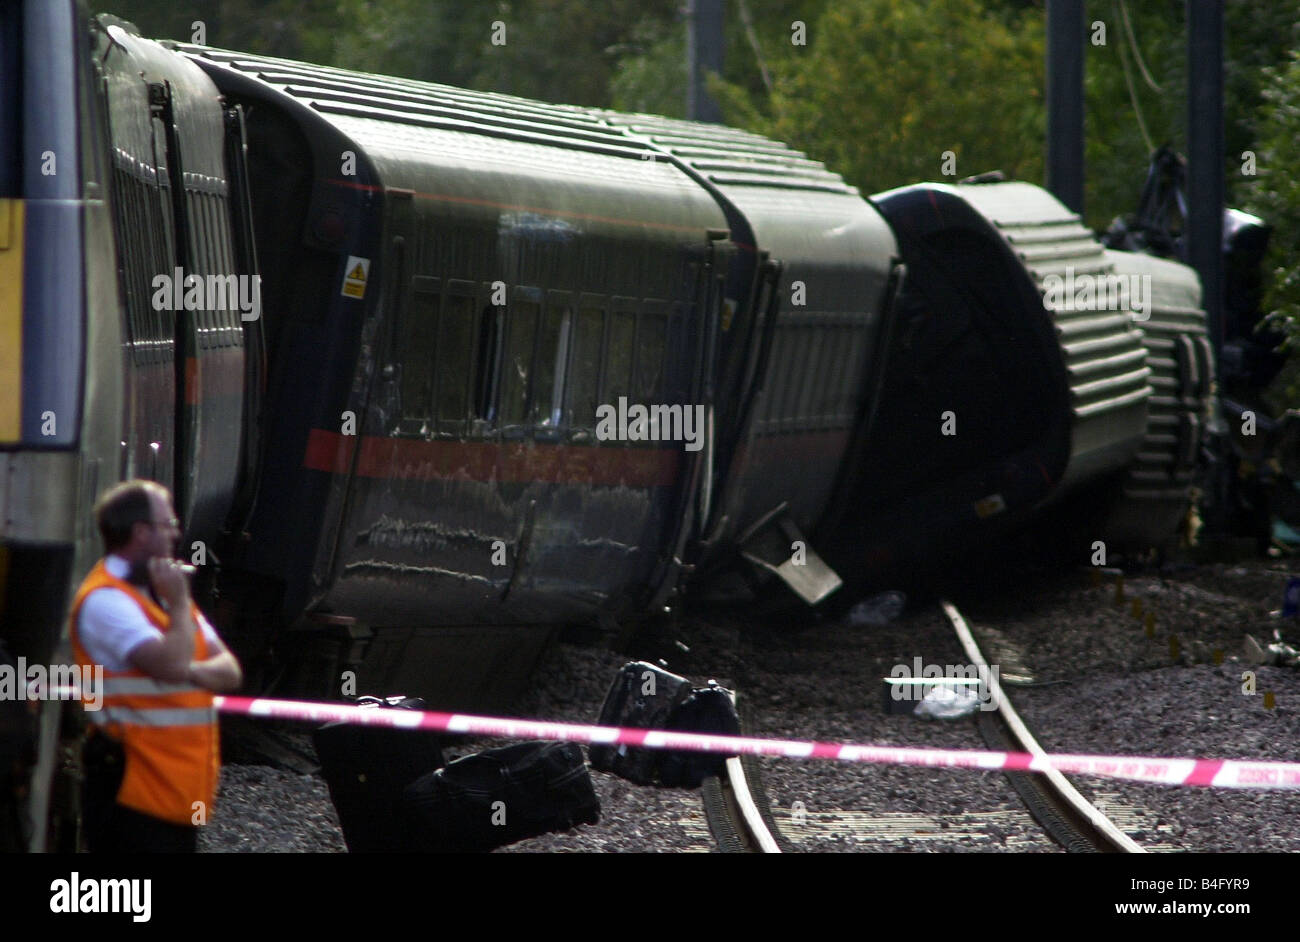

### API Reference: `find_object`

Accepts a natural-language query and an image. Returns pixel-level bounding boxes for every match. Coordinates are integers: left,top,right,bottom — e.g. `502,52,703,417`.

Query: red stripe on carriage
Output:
302,428,682,486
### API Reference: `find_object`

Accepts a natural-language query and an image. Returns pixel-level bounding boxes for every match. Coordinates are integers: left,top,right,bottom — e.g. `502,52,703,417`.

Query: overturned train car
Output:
165,42,900,703
819,180,1210,587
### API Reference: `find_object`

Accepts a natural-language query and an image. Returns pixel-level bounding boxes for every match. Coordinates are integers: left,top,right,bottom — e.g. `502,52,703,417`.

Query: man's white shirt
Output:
77,554,220,672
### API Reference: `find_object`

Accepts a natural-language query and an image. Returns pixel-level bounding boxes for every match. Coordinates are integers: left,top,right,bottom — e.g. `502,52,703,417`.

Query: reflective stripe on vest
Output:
87,706,217,727
100,676,207,696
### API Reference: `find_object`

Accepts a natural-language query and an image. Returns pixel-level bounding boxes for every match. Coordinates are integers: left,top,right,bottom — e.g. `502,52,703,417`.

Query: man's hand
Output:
129,559,197,683
148,557,192,609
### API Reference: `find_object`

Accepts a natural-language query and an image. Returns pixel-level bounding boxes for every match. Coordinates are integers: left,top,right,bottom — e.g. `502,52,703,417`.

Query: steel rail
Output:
941,599,1144,853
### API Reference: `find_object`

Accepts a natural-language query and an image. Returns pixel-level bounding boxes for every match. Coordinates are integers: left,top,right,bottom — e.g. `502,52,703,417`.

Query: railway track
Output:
941,600,1143,854
699,698,786,853
699,603,1145,854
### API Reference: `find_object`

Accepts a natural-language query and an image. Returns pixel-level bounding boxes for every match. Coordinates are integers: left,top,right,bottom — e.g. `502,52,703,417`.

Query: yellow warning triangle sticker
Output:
348,263,367,282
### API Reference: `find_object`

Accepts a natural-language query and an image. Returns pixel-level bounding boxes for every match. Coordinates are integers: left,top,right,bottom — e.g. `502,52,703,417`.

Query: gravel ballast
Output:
199,560,1300,852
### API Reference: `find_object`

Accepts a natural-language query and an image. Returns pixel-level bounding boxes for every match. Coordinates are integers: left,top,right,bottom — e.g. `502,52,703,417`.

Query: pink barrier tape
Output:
209,695,1300,790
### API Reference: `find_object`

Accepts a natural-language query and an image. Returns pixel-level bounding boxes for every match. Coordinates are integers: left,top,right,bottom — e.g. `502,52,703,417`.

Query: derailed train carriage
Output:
819,180,1211,583
0,3,1213,849
164,40,901,704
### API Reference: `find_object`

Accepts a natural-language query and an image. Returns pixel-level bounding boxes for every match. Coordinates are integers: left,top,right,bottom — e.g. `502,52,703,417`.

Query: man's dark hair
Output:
93,480,164,552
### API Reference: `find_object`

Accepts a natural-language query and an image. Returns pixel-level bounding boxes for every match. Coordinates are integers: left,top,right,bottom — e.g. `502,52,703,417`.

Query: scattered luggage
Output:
404,741,599,852
312,696,445,852
657,681,742,788
588,661,692,783
591,662,740,788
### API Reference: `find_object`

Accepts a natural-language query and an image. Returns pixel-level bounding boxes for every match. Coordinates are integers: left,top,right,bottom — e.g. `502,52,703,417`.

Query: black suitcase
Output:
404,740,599,852
312,696,446,853
657,682,741,788
588,661,692,784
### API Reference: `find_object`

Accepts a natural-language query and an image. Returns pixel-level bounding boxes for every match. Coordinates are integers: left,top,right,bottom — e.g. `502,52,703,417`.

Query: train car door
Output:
98,49,177,490
151,76,246,555
646,233,731,609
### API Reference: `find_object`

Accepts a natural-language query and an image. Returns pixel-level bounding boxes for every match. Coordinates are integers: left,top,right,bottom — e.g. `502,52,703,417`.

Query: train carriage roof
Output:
168,44,896,271
596,110,896,278
169,45,731,240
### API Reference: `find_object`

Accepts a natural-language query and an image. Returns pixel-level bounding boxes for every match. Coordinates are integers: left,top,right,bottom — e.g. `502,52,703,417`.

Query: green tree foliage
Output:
1083,0,1300,230
467,0,681,106
98,0,343,61
1246,48,1300,406
1081,0,1182,231
102,0,681,106
609,16,687,117
708,0,1046,199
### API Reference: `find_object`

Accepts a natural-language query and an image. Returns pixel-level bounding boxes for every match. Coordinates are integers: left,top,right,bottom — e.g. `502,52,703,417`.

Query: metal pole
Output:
687,0,725,123
1186,0,1224,358
1046,0,1085,216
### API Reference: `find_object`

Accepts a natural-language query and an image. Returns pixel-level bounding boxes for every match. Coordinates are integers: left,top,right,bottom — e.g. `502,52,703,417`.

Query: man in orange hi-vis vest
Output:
71,480,242,852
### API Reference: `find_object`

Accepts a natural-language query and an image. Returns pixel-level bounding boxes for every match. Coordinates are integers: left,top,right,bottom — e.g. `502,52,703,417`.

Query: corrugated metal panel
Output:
1103,249,1208,514
174,45,858,202
597,111,858,195
956,182,1150,482
171,47,655,161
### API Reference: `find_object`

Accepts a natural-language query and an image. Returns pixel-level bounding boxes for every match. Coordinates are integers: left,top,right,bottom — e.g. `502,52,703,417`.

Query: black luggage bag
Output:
312,696,446,852
404,740,599,852
588,661,692,784
657,682,741,788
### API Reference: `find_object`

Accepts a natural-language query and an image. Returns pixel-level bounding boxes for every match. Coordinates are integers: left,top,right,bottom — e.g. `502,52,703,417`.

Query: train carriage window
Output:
825,323,849,424
207,191,220,339
138,173,161,360
665,306,690,405
500,297,540,428
797,321,826,425
532,297,572,431
437,292,477,434
214,193,237,345
818,324,845,423
606,308,636,408
184,190,203,336
835,326,862,423
111,169,135,361
152,178,172,356
398,285,439,428
783,325,814,426
200,192,217,340
116,168,136,352
178,189,195,336
757,328,782,428
635,310,668,403
775,324,797,424
472,300,503,431
567,306,605,431
207,192,223,337
200,189,213,337
765,326,795,425
136,175,154,358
